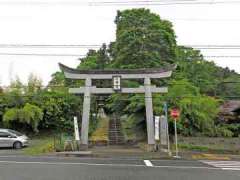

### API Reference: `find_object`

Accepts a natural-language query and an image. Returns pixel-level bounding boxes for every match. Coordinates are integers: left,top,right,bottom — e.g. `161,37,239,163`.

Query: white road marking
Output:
201,160,240,171
222,168,240,171
144,160,153,167
0,160,145,167
0,160,222,170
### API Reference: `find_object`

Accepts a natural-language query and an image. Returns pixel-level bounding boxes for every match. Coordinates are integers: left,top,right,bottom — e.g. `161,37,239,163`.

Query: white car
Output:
0,129,29,149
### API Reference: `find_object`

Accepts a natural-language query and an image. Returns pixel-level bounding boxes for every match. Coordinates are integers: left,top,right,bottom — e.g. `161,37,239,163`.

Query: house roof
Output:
220,100,240,115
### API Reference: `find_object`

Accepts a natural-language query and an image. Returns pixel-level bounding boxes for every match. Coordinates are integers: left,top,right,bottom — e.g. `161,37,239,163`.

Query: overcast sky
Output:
0,0,240,85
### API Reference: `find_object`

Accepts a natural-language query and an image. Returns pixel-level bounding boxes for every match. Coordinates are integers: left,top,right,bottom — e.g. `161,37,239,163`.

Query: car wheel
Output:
13,141,22,149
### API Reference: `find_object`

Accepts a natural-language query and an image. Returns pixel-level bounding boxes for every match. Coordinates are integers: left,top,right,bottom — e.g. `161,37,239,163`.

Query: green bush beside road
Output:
23,137,54,155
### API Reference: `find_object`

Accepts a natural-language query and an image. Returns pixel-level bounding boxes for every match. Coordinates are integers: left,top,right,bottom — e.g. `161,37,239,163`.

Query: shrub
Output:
205,125,234,137
3,103,43,133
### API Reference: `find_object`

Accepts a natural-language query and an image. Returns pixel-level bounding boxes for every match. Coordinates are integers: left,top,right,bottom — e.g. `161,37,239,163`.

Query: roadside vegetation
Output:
23,136,54,155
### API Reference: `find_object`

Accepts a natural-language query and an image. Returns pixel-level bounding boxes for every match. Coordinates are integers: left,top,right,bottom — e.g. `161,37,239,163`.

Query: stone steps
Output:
108,115,125,145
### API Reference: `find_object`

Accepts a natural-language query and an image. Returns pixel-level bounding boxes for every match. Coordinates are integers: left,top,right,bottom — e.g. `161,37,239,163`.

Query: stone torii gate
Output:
59,63,174,148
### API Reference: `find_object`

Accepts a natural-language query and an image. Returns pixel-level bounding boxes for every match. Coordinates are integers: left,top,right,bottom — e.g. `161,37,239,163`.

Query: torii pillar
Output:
81,78,91,146
144,77,155,145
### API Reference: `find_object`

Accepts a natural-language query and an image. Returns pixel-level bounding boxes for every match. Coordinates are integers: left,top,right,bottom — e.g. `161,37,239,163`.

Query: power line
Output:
167,18,240,21
0,44,101,49
0,0,240,6
0,52,240,58
1,81,240,89
0,93,239,100
1,44,240,50
90,0,240,6
191,47,240,50
183,45,240,49
0,53,86,57
204,55,240,58
89,0,240,6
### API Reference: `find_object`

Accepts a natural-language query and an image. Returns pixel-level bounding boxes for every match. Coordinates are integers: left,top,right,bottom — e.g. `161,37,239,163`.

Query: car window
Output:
7,130,23,136
0,132,11,138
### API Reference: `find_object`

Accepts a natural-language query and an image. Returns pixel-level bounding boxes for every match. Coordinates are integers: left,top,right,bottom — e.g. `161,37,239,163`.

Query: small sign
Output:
74,116,80,141
113,76,121,91
170,108,180,120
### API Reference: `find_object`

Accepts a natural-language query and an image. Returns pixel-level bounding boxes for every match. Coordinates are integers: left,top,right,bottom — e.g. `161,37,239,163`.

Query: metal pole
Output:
164,102,171,155
174,118,179,158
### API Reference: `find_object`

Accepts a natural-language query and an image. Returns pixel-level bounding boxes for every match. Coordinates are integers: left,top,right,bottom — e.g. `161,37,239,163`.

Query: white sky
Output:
0,0,240,85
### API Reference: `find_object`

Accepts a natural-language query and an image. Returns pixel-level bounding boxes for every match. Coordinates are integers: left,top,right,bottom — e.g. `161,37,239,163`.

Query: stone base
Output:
146,144,155,152
79,144,88,151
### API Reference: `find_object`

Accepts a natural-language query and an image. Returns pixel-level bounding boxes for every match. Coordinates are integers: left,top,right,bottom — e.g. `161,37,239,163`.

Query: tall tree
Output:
78,44,110,70
109,8,176,68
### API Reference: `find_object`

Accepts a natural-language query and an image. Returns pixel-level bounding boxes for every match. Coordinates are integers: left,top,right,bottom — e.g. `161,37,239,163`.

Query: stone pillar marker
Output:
144,77,155,145
81,78,91,146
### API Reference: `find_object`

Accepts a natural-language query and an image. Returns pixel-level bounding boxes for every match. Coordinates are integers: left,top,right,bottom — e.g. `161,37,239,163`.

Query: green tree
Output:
35,91,81,131
78,44,110,70
176,46,240,97
165,80,220,135
110,8,176,68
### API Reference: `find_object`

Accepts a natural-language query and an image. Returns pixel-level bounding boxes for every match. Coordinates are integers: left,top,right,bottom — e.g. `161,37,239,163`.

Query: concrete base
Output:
56,151,92,157
79,144,88,151
146,144,155,152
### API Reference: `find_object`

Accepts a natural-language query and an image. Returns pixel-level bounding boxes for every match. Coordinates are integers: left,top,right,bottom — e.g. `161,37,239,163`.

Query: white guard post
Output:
74,116,80,141
154,116,160,141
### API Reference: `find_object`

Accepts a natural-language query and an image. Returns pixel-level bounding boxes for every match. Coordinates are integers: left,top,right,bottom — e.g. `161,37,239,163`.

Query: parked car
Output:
0,129,29,149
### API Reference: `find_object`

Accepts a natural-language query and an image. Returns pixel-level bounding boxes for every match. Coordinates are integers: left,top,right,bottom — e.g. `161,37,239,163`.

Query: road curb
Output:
55,151,93,157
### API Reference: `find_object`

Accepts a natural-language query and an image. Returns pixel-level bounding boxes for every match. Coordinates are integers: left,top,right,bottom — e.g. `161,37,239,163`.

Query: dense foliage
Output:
0,75,81,134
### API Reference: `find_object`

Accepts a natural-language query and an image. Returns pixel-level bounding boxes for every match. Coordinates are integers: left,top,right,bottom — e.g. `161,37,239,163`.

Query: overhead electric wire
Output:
90,0,240,6
1,81,240,89
1,44,240,50
0,44,101,49
0,44,240,57
0,53,87,57
203,56,240,58
183,45,240,49
0,53,240,58
189,47,240,49
0,0,240,6
0,93,239,100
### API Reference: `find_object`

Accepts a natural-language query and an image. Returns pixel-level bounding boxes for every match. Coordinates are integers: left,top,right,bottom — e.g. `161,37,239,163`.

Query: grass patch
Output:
178,143,240,154
179,143,210,152
90,117,109,141
23,137,55,155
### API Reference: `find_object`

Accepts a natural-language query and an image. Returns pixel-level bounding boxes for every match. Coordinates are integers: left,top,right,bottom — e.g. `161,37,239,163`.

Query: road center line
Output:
144,160,153,167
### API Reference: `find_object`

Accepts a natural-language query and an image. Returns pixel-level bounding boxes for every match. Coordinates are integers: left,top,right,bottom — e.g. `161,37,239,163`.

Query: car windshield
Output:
7,130,23,137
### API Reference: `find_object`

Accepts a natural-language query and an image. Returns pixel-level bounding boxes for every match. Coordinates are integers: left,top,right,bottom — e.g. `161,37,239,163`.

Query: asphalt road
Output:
0,156,239,180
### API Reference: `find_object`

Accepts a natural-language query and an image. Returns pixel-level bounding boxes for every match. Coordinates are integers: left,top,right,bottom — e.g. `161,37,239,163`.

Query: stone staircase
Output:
108,115,125,145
